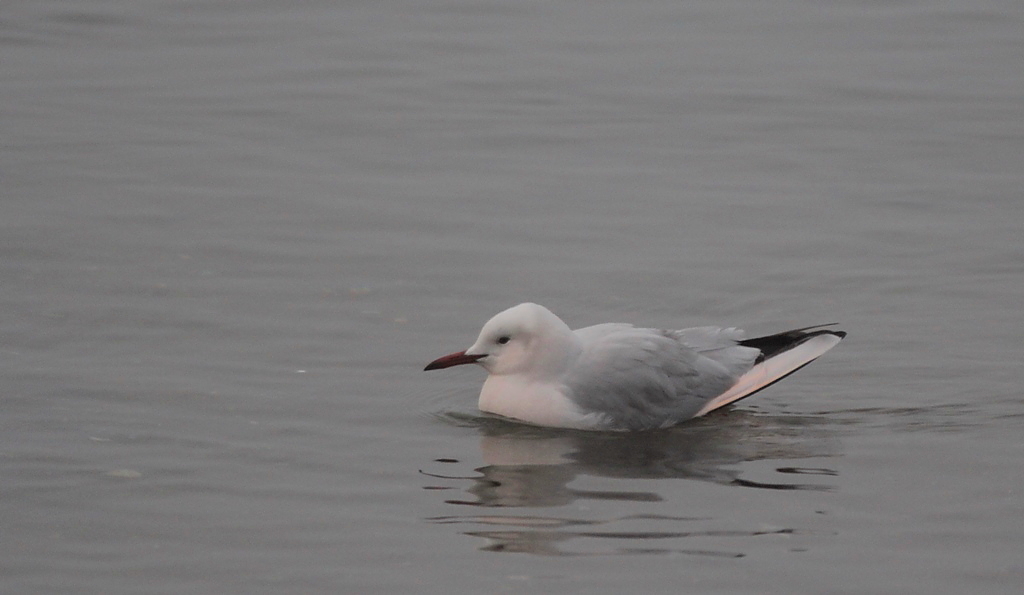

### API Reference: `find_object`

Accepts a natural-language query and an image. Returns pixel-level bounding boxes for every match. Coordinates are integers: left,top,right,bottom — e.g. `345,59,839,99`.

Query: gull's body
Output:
425,303,845,431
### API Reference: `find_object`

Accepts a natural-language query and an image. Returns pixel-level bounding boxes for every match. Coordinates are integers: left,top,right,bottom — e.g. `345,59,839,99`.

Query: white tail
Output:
695,333,844,417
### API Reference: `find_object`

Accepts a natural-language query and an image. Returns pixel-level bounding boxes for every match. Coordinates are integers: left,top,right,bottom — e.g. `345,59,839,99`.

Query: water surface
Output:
2,1,1022,593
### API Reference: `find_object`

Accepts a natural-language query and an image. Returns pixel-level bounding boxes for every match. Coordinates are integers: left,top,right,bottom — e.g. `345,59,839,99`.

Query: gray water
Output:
3,0,1023,593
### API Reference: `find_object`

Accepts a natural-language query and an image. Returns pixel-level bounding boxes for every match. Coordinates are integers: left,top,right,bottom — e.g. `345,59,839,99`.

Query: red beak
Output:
423,350,486,371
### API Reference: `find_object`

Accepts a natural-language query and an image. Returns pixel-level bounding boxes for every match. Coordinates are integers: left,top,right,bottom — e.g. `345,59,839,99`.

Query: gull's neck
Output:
532,323,581,378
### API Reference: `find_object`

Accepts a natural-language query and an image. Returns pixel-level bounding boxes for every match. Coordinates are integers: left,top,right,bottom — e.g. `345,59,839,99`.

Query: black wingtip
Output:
739,325,846,361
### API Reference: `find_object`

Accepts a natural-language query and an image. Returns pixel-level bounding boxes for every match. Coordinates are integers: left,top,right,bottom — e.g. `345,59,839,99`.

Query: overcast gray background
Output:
2,1,1022,593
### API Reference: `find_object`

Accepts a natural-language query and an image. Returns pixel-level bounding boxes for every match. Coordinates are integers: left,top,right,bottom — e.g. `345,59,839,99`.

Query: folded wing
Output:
566,325,760,430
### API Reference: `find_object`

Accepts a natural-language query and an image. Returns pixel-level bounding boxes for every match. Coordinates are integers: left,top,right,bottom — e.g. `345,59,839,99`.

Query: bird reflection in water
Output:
423,409,839,556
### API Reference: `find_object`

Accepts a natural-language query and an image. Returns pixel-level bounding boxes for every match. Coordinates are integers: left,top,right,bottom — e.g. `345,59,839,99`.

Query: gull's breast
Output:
478,375,601,429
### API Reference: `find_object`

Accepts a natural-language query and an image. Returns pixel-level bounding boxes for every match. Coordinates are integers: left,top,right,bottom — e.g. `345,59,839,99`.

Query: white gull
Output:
424,303,845,431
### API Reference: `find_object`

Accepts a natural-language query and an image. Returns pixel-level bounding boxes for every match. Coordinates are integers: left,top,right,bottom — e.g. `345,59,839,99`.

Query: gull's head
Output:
423,303,576,377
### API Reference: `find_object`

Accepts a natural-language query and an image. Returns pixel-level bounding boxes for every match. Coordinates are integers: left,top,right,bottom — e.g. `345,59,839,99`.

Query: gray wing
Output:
564,325,759,431
668,326,758,379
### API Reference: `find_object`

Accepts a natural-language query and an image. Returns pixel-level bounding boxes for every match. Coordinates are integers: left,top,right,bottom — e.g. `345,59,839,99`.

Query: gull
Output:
424,303,845,431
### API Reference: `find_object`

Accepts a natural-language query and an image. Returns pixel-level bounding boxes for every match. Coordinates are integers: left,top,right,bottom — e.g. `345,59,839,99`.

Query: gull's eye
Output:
496,336,511,345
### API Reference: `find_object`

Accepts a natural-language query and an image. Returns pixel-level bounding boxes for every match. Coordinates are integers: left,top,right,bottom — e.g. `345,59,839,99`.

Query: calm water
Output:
3,0,1023,593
